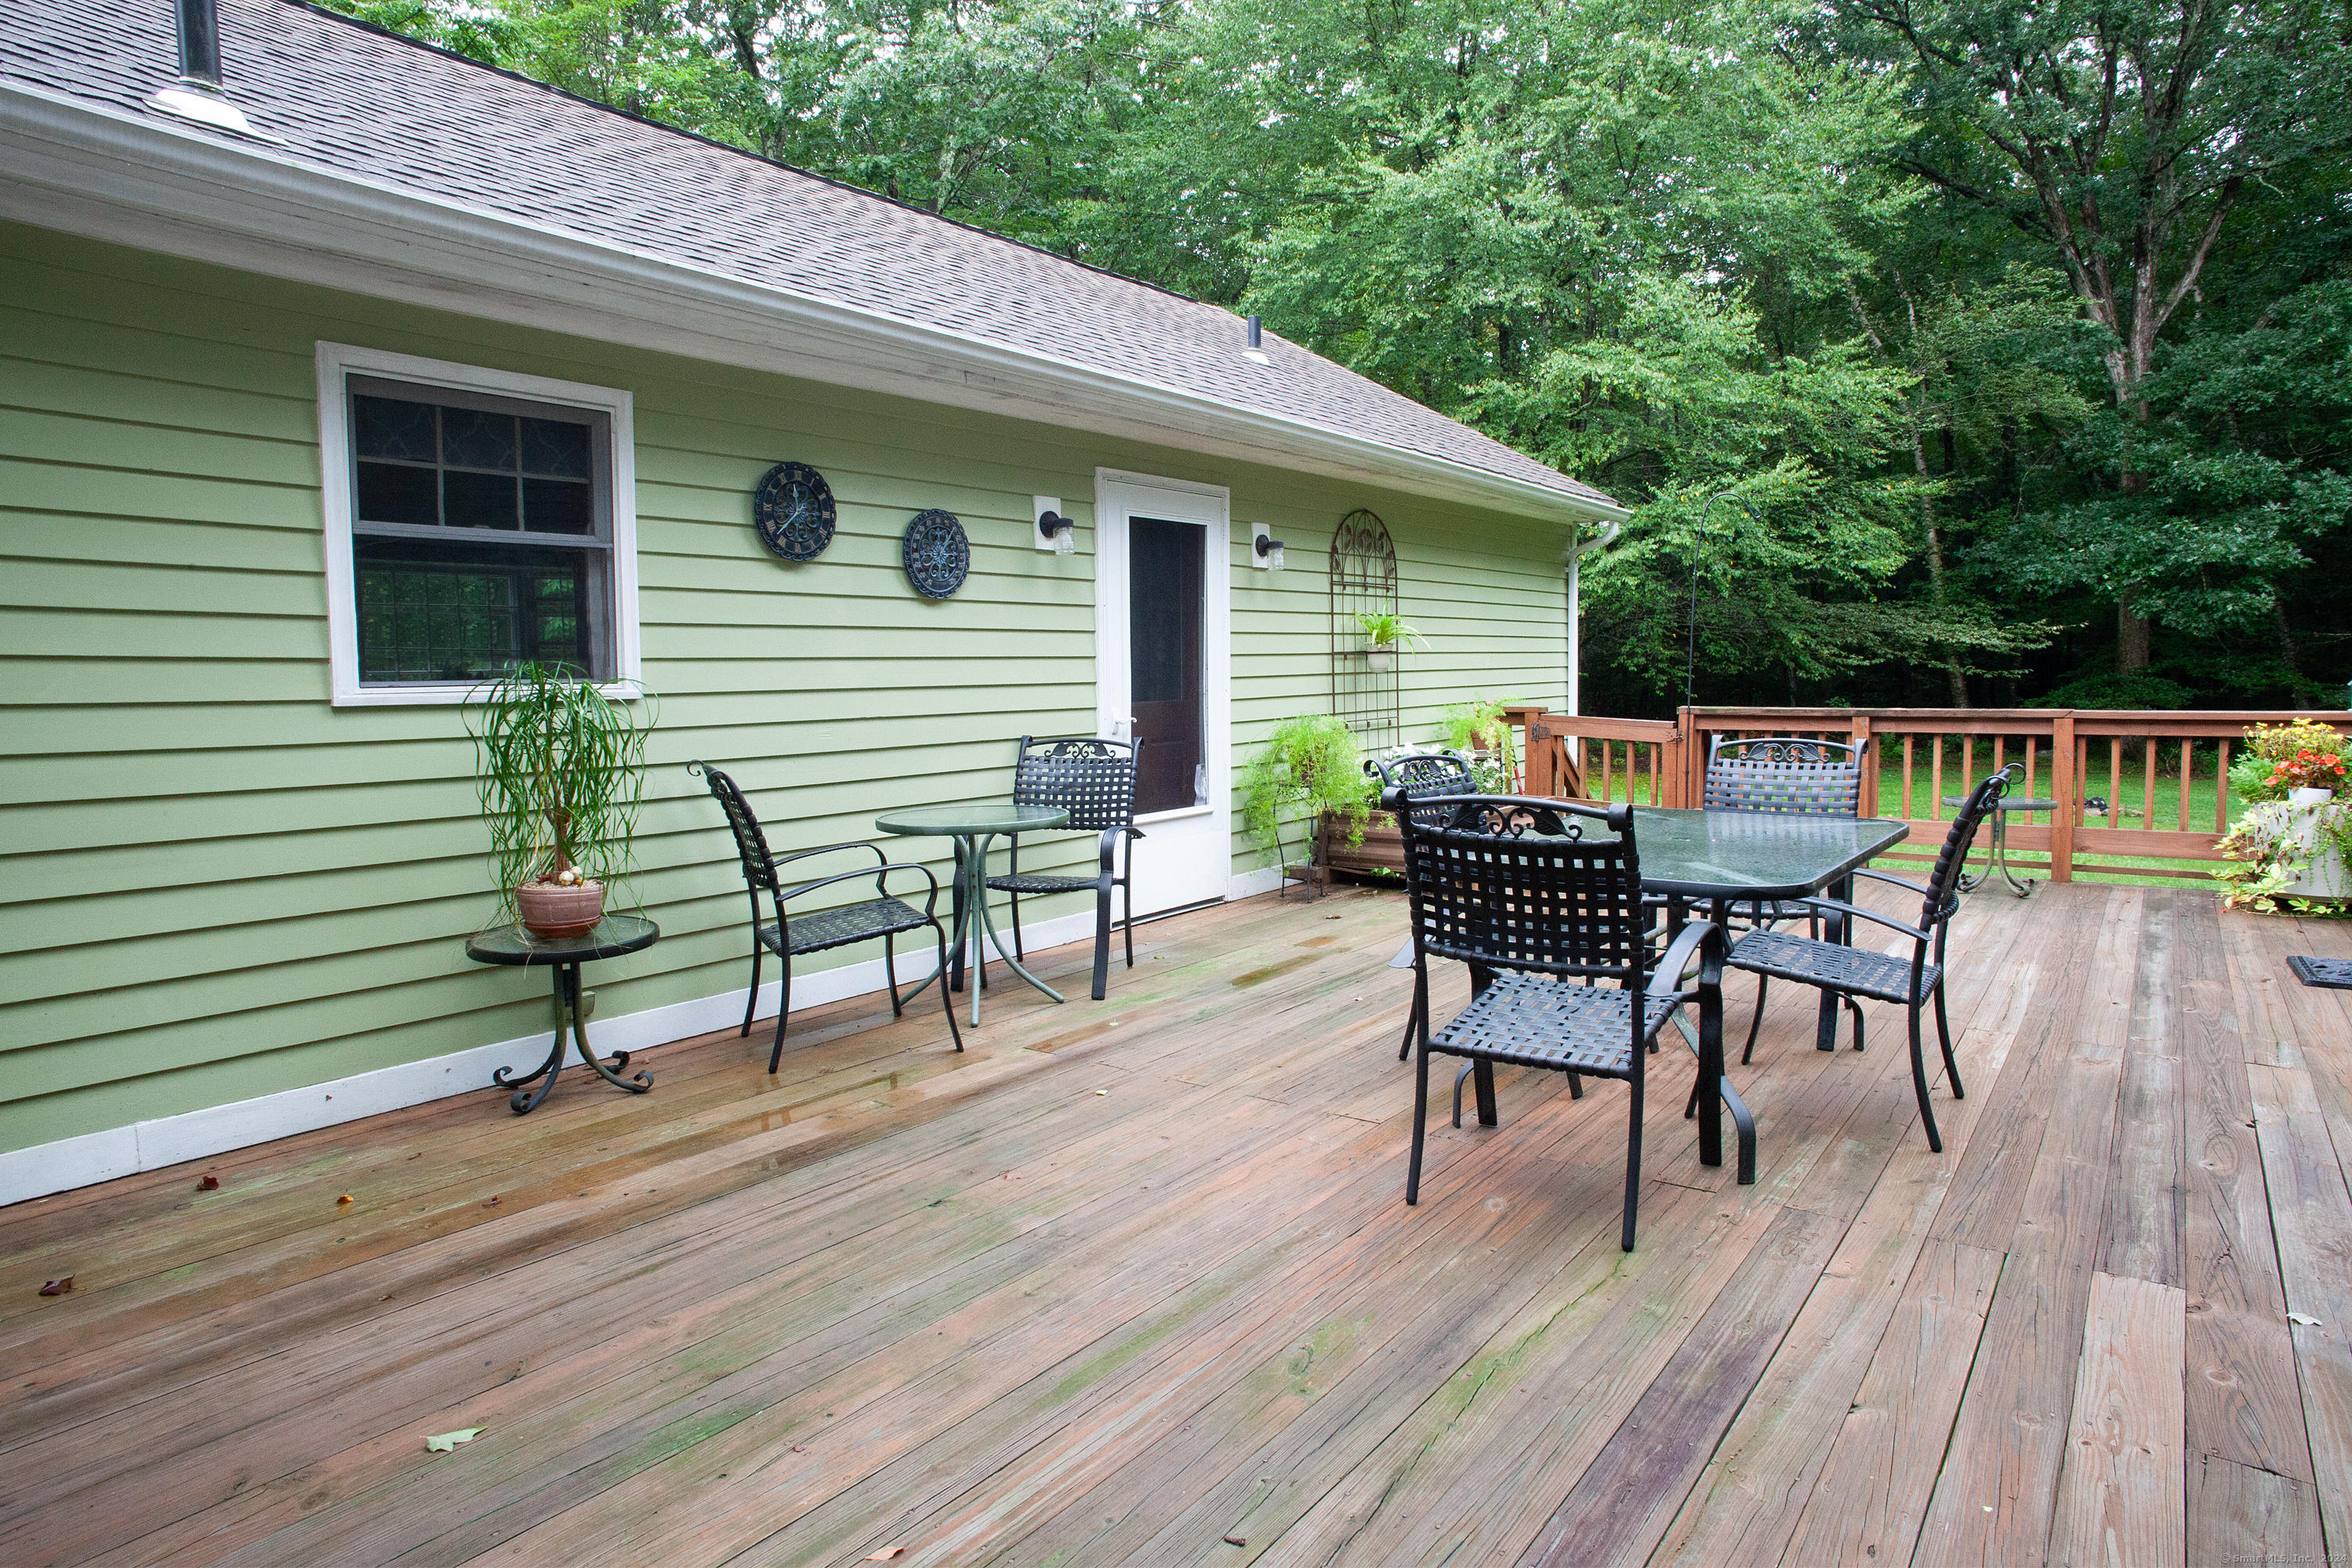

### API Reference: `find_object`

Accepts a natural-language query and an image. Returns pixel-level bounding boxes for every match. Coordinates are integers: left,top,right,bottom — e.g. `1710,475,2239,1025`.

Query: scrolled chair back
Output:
1389,789,1647,985
1704,735,1868,815
1010,735,1139,833
1921,765,2015,926
1370,749,1479,830
688,760,777,891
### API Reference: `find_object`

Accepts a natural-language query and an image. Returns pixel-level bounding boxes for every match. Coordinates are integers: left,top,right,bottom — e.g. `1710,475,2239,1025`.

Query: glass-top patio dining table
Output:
1635,805,1910,1183
1397,803,1910,1187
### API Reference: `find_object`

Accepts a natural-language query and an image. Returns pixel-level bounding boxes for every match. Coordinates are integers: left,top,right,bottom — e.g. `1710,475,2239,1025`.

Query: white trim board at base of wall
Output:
0,905,1109,1209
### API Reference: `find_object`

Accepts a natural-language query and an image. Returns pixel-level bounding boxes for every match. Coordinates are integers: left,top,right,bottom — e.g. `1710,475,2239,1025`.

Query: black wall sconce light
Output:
1036,503,1077,556
1251,525,1286,572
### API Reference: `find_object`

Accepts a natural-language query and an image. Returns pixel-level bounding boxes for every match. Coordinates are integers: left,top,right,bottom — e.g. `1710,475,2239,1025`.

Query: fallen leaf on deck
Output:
1095,1090,1108,1096
198,1175,220,1191
484,1196,501,1207
424,1428,485,1452
337,1194,353,1206
2288,1312,2323,1326
863,1548,905,1561
38,1276,73,1297
792,1444,805,1453
1224,1536,1247,1547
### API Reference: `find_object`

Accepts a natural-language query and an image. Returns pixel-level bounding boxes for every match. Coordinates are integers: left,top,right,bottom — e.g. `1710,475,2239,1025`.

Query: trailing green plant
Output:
1353,610,1425,652
1240,713,1375,864
1439,696,1518,792
466,663,653,920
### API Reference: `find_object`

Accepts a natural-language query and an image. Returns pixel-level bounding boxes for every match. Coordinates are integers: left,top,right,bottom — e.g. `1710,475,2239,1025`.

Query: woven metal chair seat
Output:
1730,928,1938,1006
985,870,1096,895
1428,971,1679,1078
764,897,931,956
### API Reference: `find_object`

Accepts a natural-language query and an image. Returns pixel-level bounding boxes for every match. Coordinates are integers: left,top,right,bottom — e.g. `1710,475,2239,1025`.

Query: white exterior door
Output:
1094,470,1232,913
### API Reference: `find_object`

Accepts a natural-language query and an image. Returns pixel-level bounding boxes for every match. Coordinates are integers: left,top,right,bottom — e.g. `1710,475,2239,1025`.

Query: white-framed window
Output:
316,343,641,706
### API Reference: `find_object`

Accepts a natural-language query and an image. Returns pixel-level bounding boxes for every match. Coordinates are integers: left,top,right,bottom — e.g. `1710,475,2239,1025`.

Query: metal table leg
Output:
968,832,1065,1020
492,961,652,1114
1816,873,1850,1051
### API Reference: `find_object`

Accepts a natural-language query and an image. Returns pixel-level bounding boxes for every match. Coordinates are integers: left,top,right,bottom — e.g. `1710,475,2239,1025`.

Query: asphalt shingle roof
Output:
3,0,1617,513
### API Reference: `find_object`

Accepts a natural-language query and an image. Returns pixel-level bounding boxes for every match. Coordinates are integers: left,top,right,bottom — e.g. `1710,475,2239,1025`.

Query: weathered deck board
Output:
2,880,2347,1567
2045,1270,2187,1568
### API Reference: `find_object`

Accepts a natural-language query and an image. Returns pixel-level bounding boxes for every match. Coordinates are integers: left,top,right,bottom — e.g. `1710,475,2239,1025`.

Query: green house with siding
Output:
0,0,1626,1205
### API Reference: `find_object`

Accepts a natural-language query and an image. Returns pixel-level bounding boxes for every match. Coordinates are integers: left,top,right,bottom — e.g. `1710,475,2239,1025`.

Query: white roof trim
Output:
0,79,1627,528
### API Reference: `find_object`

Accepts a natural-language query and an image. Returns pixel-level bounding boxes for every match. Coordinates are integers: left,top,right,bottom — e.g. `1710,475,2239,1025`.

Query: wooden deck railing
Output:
1504,705,2352,883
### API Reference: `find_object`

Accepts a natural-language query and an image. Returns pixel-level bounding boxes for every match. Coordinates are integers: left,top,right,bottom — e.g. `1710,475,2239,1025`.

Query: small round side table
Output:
1940,794,2062,897
466,915,659,1114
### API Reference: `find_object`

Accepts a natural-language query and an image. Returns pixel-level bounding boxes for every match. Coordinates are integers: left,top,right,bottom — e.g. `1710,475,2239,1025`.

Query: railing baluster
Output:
2176,737,2191,833
2108,738,2122,826
1929,731,1944,821
2143,736,2156,832
2216,739,2230,831
1902,733,1915,818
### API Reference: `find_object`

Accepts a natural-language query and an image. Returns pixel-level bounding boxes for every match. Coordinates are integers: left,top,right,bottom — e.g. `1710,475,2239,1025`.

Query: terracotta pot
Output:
517,878,604,938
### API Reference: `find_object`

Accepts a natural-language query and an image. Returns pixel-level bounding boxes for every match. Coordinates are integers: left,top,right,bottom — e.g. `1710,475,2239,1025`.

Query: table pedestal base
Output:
492,962,652,1114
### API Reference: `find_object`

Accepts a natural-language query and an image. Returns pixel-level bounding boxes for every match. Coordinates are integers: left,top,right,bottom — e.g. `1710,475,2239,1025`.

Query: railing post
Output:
1850,713,1876,818
2050,710,2075,883
1674,708,1696,808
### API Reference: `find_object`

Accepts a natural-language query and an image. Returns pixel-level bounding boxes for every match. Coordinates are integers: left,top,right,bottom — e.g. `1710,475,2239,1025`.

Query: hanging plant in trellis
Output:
1330,509,1399,749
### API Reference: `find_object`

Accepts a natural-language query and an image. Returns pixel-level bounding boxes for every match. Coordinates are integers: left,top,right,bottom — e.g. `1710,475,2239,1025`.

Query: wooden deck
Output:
3,881,2349,1566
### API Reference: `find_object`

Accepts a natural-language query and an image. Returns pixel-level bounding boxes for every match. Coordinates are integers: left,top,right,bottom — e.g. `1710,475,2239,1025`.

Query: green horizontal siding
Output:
0,219,1574,1156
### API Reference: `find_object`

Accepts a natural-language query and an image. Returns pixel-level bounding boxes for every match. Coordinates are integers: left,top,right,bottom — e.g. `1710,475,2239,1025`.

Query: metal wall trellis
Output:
1330,508,1399,749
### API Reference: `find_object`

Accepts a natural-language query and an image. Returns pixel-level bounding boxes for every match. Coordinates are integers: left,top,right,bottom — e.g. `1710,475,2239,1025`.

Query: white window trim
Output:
315,341,641,707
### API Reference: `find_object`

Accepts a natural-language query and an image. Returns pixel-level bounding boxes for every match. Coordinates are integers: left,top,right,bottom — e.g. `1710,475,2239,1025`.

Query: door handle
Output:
1112,717,1136,740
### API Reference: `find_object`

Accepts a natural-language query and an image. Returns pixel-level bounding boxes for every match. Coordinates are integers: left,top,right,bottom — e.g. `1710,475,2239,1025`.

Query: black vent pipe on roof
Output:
176,0,222,86
1246,314,1261,349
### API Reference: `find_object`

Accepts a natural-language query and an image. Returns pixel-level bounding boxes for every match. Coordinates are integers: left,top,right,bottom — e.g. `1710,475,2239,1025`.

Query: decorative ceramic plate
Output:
902,509,970,598
753,462,835,561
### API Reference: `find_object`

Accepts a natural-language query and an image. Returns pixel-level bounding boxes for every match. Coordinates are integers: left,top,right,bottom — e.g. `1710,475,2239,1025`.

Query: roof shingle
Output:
2,0,1616,511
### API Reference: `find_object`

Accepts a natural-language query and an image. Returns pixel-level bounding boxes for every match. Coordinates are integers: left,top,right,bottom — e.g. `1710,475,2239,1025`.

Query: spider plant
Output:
466,663,652,920
1353,610,1425,652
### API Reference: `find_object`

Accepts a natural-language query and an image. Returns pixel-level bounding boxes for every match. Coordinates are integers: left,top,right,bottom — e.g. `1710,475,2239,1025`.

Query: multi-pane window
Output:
346,377,615,685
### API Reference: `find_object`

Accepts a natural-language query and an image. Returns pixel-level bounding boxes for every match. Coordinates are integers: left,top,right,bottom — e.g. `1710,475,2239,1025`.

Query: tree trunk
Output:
2117,593,2152,674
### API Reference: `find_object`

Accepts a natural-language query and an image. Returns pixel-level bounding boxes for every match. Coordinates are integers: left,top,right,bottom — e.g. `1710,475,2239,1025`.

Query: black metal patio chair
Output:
1393,789,1726,1252
986,735,1142,1001
1698,735,1871,1059
1724,766,2012,1153
1372,751,1480,1060
689,760,960,1071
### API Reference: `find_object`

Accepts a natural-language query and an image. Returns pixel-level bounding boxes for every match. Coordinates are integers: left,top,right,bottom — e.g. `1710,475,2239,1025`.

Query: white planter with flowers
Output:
2216,721,2352,909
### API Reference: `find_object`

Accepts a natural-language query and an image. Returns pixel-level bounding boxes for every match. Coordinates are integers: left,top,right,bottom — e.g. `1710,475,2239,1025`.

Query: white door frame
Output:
1094,467,1232,912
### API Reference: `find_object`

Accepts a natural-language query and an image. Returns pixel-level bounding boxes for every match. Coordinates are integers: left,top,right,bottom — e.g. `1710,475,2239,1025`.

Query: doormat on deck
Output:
2287,955,2352,989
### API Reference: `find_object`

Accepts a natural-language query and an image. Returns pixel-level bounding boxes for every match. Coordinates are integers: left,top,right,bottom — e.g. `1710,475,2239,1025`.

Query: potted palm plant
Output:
468,663,653,937
1355,610,1425,673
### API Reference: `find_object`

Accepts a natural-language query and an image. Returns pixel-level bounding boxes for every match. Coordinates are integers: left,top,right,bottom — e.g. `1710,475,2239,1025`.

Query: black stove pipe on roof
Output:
176,0,222,87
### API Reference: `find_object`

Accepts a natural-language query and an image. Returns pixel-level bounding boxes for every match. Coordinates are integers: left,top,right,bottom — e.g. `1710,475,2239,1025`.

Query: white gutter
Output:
0,81,1629,531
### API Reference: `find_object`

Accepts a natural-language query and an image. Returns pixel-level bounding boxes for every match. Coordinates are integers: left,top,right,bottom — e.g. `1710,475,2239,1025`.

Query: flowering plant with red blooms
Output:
2267,749,2350,792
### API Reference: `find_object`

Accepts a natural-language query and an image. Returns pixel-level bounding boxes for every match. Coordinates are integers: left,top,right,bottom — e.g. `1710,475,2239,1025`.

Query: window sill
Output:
333,681,644,708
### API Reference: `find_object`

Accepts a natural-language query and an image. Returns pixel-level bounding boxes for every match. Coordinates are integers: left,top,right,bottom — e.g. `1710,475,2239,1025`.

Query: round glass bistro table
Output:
465,914,658,1114
1940,793,2062,896
876,803,1069,1025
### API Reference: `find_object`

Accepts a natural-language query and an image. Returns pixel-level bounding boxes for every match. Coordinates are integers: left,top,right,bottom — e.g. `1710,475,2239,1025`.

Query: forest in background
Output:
326,0,2352,716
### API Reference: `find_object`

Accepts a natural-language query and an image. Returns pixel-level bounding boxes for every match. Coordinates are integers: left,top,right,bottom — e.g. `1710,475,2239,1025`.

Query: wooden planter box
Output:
1317,808,1404,880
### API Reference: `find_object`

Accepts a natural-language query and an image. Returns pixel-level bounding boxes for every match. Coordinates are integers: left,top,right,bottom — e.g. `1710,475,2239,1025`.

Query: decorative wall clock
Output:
902,509,970,598
753,462,835,561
